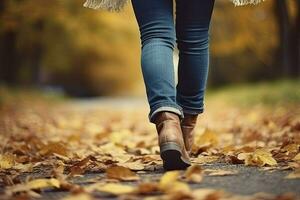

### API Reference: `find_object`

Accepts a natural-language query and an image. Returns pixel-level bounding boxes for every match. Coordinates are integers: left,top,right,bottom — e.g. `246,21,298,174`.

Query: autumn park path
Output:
41,98,299,199
31,162,300,200
1,93,300,200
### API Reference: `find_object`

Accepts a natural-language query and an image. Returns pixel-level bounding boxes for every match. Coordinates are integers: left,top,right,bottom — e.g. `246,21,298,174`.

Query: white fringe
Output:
83,0,128,12
231,0,265,6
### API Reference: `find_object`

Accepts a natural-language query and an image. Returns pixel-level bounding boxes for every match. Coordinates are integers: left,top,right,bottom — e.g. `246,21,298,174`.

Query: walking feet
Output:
153,111,191,171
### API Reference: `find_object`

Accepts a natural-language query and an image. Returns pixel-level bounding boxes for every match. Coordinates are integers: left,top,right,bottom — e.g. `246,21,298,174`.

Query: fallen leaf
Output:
118,160,145,171
39,142,69,157
69,156,91,176
285,169,300,179
13,163,33,173
192,188,224,200
85,183,135,195
106,165,139,181
238,148,277,167
184,165,203,183
136,182,159,194
6,178,60,195
159,171,191,194
159,171,180,190
281,144,299,154
293,153,300,161
194,128,219,148
192,155,219,164
62,193,93,200
205,169,238,176
0,154,15,169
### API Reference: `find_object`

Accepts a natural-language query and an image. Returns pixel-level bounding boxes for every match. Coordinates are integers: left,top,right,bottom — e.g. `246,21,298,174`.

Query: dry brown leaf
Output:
285,169,300,179
69,156,91,176
192,188,224,200
39,142,69,157
238,148,277,167
106,165,140,181
136,182,159,194
205,169,238,176
184,165,203,183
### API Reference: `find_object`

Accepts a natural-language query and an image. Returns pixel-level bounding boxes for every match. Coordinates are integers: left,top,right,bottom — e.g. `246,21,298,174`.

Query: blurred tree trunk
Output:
0,0,20,84
291,0,300,77
29,19,45,85
274,0,300,78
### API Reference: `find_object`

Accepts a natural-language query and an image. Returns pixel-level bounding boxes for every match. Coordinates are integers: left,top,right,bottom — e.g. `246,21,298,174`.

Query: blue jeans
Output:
131,0,215,124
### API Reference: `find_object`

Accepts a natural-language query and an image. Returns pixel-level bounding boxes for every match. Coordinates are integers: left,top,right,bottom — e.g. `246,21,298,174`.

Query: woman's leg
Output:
131,0,184,124
175,0,215,115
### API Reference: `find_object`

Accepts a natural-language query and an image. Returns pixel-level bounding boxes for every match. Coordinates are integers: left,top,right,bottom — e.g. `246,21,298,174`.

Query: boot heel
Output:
160,142,191,171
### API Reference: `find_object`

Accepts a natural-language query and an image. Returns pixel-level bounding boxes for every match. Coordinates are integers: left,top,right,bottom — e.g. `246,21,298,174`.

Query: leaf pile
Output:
0,96,299,199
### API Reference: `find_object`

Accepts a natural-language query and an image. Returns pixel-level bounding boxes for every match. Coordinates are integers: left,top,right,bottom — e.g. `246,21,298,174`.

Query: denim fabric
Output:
131,0,215,124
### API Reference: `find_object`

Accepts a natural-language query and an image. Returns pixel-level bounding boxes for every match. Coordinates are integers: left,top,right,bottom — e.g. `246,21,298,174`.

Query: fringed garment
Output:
83,0,265,12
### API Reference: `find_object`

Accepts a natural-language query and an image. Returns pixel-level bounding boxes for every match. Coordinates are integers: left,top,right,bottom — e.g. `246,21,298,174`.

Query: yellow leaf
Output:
106,166,140,181
118,161,145,171
13,163,33,173
285,169,300,179
184,165,203,183
293,153,300,161
85,183,135,195
192,155,219,164
205,169,238,176
170,181,191,194
27,178,60,189
159,171,180,190
195,128,219,147
62,193,93,200
0,154,15,169
282,144,299,154
159,171,191,194
6,178,60,194
255,149,278,166
238,148,277,167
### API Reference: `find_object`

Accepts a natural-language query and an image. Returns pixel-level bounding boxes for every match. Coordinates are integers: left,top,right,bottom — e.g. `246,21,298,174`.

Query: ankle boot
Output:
153,111,191,170
181,113,198,153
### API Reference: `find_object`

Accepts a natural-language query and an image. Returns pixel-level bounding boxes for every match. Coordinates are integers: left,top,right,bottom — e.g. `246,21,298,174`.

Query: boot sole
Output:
160,142,191,171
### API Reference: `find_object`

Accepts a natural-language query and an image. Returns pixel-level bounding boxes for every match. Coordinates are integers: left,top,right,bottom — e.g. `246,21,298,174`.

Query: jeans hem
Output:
149,104,184,124
177,103,205,115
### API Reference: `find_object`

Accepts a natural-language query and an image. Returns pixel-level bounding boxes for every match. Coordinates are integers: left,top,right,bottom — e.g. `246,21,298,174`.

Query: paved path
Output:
23,163,300,199
3,98,299,199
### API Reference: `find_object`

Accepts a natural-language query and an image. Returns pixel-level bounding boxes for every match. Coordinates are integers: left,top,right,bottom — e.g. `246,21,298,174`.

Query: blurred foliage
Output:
206,79,300,107
0,0,299,96
0,0,141,96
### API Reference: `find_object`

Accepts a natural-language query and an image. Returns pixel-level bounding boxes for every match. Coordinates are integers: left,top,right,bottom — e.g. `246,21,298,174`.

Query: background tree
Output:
0,0,299,96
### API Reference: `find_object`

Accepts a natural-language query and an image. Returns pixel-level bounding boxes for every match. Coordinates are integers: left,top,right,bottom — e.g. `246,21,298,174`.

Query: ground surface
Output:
0,82,300,200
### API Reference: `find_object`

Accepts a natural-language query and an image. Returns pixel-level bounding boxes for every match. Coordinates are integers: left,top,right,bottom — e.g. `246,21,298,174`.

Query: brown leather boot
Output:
153,111,191,171
181,113,198,153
